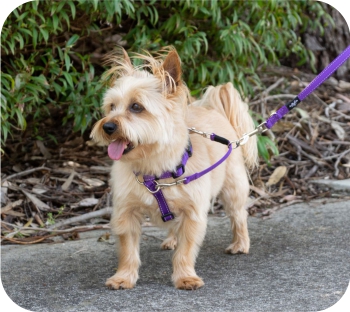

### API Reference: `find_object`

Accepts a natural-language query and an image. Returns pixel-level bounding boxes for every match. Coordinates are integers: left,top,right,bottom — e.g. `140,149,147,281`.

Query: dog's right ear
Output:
162,50,182,92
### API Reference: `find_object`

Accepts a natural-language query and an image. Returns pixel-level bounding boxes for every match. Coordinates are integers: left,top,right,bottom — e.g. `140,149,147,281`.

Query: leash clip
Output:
157,178,186,189
136,175,185,193
240,122,268,145
188,127,211,139
229,121,267,147
247,121,268,137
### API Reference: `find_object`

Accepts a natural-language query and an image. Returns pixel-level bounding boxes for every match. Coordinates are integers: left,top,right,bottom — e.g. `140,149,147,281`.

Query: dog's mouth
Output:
107,140,135,160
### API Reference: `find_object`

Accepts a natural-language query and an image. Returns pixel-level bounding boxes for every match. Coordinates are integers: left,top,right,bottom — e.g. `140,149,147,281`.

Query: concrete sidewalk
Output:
2,199,350,312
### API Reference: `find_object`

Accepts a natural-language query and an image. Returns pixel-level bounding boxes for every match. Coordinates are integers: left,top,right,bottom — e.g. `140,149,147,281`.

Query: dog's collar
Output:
134,140,192,222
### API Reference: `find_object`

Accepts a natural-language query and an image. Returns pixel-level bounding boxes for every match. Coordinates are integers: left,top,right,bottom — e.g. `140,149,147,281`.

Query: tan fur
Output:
91,47,258,290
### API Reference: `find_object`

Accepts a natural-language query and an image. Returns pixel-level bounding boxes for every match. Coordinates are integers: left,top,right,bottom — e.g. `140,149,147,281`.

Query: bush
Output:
1,0,334,153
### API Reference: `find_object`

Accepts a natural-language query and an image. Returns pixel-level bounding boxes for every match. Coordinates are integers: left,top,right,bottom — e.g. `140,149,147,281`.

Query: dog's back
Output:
191,83,258,170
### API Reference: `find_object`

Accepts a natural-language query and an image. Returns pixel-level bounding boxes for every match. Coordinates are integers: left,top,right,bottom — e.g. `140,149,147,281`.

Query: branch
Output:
2,166,51,182
48,207,112,229
249,94,296,106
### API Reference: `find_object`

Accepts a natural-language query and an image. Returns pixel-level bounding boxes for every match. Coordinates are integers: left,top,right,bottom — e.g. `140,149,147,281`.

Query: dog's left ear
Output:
162,50,182,92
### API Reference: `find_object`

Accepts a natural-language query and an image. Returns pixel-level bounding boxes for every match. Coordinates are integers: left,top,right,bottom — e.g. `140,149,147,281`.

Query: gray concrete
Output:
311,179,350,192
2,199,350,312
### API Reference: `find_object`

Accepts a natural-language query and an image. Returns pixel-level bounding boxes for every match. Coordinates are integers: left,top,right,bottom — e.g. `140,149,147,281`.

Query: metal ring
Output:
239,134,249,146
229,140,240,149
136,175,161,194
135,175,144,185
145,184,161,194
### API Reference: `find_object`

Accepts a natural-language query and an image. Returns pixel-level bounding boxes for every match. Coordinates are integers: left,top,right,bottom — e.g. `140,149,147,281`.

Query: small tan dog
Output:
91,47,258,290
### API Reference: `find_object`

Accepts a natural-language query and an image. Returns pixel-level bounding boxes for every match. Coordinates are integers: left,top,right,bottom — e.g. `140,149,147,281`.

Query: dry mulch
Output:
1,66,350,245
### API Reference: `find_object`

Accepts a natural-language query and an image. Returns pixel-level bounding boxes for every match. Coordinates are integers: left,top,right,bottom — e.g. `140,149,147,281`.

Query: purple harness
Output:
136,45,350,222
136,134,233,221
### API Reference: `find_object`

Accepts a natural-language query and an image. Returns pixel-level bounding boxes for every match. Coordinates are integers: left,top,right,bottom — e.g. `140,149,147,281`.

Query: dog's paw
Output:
161,236,177,250
105,276,135,290
225,242,249,254
175,276,204,290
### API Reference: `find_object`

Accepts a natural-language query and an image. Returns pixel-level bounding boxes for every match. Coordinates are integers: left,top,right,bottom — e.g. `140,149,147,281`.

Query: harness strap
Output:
140,140,192,222
141,133,232,222
143,180,175,222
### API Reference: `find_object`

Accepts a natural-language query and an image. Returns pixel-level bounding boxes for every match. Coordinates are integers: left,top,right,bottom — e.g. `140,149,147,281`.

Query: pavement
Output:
1,198,350,312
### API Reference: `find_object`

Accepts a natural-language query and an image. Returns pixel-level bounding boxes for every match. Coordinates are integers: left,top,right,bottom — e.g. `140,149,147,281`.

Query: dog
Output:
91,47,258,290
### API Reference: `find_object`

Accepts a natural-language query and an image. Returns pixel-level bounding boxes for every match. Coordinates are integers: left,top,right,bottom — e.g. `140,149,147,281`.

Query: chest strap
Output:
137,141,192,222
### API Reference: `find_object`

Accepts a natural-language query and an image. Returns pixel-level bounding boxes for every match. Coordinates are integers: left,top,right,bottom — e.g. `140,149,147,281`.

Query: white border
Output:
1,2,34,309
0,1,349,312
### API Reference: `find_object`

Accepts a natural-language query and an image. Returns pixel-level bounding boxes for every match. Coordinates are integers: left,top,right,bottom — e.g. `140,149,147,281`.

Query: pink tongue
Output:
108,141,127,160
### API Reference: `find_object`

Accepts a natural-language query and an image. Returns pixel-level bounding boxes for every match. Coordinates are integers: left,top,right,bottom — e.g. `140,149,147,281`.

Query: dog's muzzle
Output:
103,122,117,135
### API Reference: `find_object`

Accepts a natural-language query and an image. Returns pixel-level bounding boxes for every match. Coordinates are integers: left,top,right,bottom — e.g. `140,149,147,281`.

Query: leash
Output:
136,45,350,222
265,45,350,129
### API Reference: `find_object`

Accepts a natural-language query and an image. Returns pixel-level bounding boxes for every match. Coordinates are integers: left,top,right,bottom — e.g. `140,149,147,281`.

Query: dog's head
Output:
91,48,189,162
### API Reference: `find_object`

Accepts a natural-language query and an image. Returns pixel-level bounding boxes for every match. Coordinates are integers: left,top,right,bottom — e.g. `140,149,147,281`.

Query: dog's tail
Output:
195,83,258,170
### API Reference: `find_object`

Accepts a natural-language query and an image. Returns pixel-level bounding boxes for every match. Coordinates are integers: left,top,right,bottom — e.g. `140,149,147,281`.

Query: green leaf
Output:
60,10,70,28
64,53,71,71
114,0,122,16
63,72,74,88
17,33,24,50
92,0,99,11
39,27,49,43
52,14,59,32
51,3,58,16
15,109,27,130
56,46,64,61
68,1,76,19
66,34,79,47
32,28,38,49
15,74,23,90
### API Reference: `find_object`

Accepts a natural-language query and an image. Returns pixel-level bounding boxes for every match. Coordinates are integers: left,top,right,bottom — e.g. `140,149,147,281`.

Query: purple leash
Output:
266,45,350,129
183,134,233,184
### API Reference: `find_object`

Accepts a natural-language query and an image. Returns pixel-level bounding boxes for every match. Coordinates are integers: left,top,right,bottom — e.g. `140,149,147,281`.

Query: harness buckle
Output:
172,163,185,179
161,212,175,222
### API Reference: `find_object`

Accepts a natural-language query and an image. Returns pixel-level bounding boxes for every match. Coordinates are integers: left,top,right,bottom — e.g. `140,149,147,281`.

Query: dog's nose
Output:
103,122,117,135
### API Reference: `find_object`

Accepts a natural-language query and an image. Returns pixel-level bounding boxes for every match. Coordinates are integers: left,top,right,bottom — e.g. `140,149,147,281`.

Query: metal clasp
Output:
229,121,267,147
157,179,186,189
188,127,211,139
240,122,268,146
135,175,185,193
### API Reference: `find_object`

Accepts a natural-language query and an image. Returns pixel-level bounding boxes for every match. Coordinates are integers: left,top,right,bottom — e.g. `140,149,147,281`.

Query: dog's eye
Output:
129,103,144,113
110,103,116,111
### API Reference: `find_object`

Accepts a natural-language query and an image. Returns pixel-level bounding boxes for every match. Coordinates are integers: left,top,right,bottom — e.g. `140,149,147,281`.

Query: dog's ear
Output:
122,48,133,68
162,50,182,92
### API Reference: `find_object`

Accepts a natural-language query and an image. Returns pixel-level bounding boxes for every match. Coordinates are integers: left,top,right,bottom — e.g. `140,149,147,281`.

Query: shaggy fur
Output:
91,47,258,290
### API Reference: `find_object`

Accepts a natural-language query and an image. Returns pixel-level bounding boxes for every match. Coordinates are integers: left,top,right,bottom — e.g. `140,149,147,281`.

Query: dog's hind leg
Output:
220,163,250,254
161,228,177,250
172,211,207,290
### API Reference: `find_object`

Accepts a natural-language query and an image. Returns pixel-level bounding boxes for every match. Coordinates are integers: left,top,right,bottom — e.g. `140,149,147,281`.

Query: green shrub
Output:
1,0,334,156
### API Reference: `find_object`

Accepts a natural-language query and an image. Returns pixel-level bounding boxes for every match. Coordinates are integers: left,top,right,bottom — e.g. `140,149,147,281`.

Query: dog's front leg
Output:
106,211,141,290
172,214,207,290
